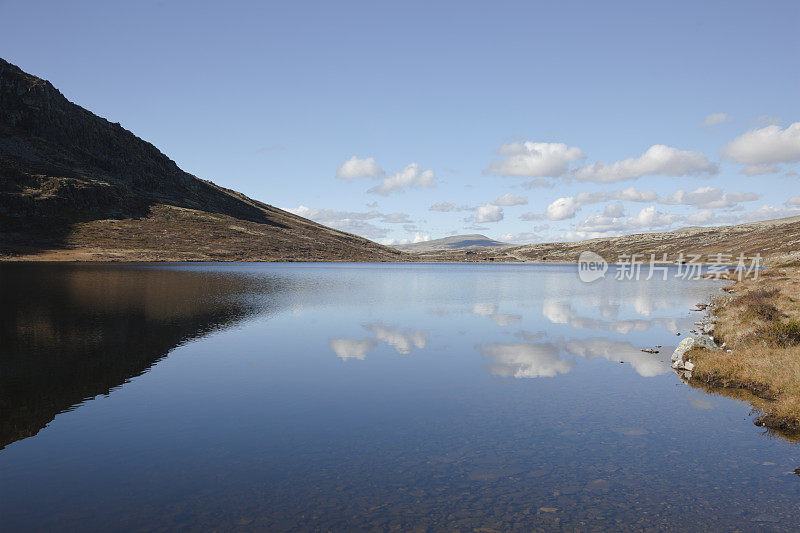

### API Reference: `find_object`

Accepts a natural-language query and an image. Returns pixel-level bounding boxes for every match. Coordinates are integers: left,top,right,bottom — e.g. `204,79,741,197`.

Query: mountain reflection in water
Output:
0,264,282,449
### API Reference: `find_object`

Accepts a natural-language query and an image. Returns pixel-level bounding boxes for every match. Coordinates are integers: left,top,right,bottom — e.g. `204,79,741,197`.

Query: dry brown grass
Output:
688,266,800,434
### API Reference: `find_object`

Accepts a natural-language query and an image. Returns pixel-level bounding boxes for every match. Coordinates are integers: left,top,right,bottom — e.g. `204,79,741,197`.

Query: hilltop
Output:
393,234,507,252
0,58,402,261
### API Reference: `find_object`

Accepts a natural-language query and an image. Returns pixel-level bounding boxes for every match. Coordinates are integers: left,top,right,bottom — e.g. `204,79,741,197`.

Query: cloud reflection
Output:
365,322,428,355
564,338,670,377
542,299,686,334
480,337,669,380
473,303,522,327
480,342,575,378
328,338,377,361
329,322,428,360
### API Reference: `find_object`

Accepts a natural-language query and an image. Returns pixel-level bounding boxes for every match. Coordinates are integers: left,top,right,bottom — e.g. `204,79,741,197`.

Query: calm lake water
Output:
1,262,799,531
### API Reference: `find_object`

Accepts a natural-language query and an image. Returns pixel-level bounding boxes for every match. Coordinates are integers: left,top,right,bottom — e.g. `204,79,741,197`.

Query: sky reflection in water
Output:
1,263,798,531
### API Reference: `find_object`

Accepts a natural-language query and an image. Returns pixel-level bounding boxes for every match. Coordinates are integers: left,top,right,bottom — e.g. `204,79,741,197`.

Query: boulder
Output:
671,335,718,371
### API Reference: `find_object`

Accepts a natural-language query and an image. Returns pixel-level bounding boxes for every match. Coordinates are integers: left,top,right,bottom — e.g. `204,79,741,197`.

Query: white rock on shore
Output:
671,335,719,372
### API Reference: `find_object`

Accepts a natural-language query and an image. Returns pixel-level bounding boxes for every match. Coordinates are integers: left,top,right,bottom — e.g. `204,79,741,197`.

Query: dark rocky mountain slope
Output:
0,58,403,261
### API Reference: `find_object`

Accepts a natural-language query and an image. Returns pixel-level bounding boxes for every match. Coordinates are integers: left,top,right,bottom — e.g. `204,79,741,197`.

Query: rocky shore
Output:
673,262,800,439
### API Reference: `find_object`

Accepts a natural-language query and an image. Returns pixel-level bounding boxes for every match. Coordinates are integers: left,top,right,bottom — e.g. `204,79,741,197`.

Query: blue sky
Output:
2,0,799,244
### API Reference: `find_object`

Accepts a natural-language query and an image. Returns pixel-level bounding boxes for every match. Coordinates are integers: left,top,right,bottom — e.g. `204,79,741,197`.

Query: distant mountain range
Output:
0,58,401,261
394,234,508,252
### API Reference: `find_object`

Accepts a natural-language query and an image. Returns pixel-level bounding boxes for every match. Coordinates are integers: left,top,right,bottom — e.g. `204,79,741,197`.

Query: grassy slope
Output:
1,204,406,262
688,262,800,436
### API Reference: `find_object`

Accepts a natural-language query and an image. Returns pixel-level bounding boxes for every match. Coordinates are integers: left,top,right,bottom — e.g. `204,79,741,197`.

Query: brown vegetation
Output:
687,264,800,436
414,216,800,266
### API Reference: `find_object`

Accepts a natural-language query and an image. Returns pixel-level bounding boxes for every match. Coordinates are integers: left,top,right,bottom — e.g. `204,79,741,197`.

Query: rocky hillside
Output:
0,58,403,261
414,216,800,265
508,216,800,264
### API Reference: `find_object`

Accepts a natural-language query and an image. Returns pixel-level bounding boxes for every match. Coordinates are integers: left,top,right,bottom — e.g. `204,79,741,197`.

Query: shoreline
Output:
672,261,800,440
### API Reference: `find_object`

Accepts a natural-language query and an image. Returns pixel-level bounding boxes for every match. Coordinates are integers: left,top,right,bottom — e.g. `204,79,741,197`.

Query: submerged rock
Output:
671,335,719,371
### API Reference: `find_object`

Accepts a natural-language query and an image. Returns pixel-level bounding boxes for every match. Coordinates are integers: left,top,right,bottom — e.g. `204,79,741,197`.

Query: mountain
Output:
412,216,800,264
394,234,508,252
0,58,403,261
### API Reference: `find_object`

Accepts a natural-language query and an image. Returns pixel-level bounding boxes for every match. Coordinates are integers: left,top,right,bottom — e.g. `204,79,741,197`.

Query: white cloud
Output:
287,205,415,240
686,209,715,224
493,193,528,206
572,214,624,234
722,123,800,174
288,206,388,239
603,201,625,218
631,205,679,227
499,229,547,244
544,196,581,221
743,204,800,221
429,202,455,212
480,342,574,378
527,188,660,222
368,163,436,195
787,197,800,207
485,142,584,177
701,113,731,127
379,232,431,246
573,145,718,183
329,338,377,361
679,204,800,226
616,187,658,202
336,156,384,179
475,204,504,223
661,186,760,209
575,205,679,234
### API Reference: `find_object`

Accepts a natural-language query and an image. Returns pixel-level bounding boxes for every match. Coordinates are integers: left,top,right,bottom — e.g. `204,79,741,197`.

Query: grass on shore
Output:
688,264,800,434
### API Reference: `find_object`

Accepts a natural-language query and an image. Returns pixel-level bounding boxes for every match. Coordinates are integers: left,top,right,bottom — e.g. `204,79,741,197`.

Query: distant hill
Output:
0,58,403,261
394,234,508,252
411,216,800,265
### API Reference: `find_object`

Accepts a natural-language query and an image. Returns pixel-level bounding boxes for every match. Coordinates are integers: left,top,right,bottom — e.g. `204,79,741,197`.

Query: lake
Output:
1,262,798,531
